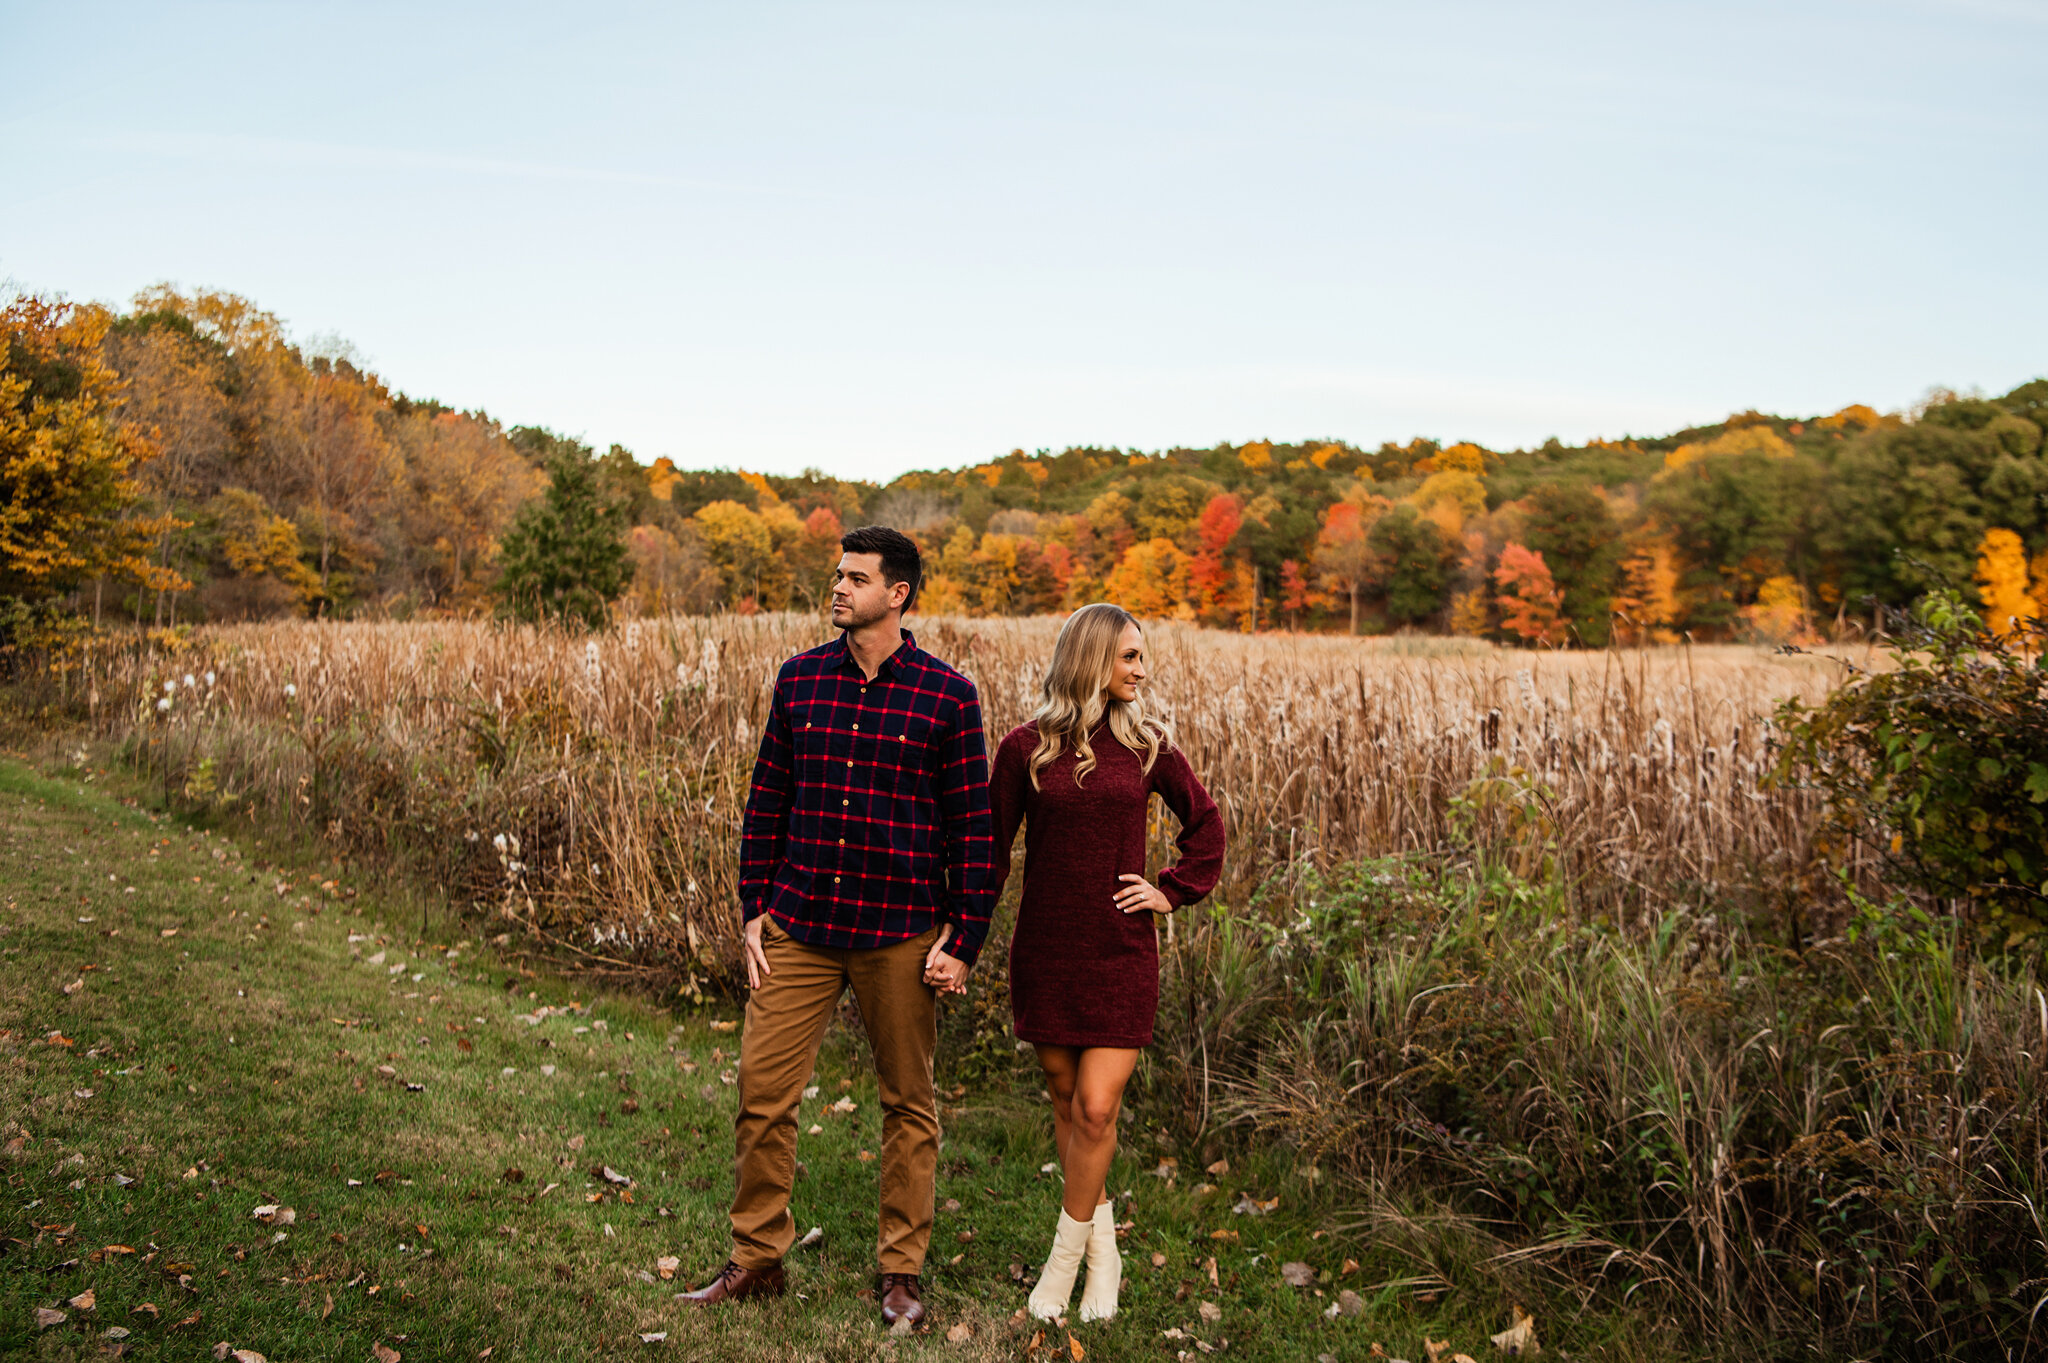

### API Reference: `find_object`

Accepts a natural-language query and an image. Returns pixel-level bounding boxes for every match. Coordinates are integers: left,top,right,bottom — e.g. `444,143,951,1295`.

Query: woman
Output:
988,603,1226,1322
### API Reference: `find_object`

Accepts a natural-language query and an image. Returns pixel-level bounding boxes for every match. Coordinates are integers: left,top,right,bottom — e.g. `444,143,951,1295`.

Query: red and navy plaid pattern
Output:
739,630,996,965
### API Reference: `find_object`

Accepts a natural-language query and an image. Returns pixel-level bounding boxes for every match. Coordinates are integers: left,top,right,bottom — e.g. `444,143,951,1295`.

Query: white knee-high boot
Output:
1079,1201,1122,1321
1027,1210,1094,1319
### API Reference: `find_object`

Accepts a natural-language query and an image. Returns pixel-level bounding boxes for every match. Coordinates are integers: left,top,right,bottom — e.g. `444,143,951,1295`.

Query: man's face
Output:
830,551,903,629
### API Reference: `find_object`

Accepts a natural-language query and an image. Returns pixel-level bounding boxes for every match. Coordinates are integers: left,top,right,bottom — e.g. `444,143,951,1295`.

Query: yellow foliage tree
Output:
690,500,772,607
1409,469,1487,536
1435,442,1490,476
1105,538,1193,620
1740,575,1813,644
0,297,184,626
1976,527,2040,637
1611,538,1682,644
1448,588,1490,636
1663,425,1794,472
1238,440,1273,471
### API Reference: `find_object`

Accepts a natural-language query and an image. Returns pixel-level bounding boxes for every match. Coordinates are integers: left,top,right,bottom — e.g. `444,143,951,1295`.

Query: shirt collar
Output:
834,627,918,682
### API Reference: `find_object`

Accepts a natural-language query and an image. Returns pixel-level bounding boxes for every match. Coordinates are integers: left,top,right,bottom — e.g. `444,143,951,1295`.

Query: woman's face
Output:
1105,622,1146,703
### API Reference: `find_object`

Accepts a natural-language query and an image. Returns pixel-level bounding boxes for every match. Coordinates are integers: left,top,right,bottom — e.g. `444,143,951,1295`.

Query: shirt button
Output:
852,723,859,731
842,799,849,807
834,876,842,884
847,761,854,769
838,837,845,845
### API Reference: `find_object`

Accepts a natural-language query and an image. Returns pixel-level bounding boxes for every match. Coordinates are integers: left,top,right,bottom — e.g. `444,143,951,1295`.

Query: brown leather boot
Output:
878,1272,927,1330
679,1260,786,1305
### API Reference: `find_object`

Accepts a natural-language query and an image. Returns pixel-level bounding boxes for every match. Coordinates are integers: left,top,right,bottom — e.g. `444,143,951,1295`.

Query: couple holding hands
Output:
681,526,1226,1332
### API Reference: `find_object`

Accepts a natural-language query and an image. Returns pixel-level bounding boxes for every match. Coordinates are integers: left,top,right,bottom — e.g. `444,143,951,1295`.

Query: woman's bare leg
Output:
1036,1044,1139,1222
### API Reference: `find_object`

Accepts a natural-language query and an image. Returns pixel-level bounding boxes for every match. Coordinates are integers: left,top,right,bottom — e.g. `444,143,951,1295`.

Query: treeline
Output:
3,284,2044,645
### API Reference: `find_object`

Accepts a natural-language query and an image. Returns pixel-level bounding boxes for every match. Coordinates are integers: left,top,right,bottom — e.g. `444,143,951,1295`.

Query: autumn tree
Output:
1493,542,1567,646
1368,505,1451,626
690,500,774,609
1977,527,2040,638
1188,493,1246,625
1611,537,1682,644
0,296,183,643
496,448,634,628
1312,494,1388,634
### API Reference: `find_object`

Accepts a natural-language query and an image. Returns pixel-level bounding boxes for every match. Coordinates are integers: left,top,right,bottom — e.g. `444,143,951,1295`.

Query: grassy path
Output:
0,755,1645,1361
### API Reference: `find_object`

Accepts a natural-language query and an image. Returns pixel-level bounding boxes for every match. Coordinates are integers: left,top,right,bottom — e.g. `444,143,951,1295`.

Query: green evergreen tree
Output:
495,449,634,628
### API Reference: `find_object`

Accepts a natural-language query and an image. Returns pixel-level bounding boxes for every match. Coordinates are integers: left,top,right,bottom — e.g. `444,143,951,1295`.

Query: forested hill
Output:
11,285,2045,644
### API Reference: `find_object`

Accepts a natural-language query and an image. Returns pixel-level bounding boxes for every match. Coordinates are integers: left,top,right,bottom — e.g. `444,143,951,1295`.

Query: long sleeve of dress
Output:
989,731,1030,899
1151,746,1226,911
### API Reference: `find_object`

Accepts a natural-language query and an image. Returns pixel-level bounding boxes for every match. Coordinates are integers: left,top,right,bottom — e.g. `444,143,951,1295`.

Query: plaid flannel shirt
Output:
738,629,996,965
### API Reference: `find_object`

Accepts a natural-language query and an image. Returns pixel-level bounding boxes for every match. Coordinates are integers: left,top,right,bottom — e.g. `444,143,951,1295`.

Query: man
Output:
682,524,993,1332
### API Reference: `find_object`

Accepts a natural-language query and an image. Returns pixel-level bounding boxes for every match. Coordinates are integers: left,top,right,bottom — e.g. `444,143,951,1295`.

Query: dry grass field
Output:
21,616,2044,1358
69,615,1856,967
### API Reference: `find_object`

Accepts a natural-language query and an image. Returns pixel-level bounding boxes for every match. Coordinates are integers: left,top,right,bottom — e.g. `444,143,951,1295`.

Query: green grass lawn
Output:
0,753,1678,1361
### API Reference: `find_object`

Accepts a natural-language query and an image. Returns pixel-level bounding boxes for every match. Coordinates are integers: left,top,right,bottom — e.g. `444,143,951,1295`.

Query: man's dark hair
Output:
840,525,923,615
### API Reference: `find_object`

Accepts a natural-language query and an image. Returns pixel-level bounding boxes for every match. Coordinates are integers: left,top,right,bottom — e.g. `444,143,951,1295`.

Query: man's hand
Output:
743,915,772,989
922,924,971,995
1115,873,1172,915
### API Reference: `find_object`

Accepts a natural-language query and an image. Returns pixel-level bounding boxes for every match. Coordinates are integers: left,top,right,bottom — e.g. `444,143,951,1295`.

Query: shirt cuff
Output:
941,924,984,967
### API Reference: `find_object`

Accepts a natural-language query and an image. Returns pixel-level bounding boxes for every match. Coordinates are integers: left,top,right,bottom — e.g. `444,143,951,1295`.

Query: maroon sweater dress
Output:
991,721,1226,1048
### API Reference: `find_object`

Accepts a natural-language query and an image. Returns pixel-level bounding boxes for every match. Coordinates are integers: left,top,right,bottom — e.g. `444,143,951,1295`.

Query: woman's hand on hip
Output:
1115,874,1171,915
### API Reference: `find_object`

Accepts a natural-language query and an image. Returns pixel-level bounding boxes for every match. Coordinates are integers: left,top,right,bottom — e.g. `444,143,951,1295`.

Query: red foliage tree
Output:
1493,541,1567,646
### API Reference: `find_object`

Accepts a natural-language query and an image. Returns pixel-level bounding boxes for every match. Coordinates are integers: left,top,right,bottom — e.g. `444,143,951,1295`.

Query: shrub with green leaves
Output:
1771,589,2048,945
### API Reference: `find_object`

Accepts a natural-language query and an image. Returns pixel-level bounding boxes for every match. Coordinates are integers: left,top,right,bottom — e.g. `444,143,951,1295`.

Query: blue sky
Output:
3,1,2042,481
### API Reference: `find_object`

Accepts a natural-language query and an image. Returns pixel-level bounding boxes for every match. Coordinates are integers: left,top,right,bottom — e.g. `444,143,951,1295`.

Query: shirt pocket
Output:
882,711,942,798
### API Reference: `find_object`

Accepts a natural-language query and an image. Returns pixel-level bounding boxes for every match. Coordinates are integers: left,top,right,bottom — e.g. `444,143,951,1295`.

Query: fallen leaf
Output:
1424,1339,1450,1363
1343,1257,1361,1276
708,1020,737,1032
250,1205,295,1226
1205,1159,1229,1176
857,1149,875,1162
830,1096,857,1114
946,1322,973,1342
69,1288,97,1310
1069,1335,1086,1360
1203,1256,1219,1287
1151,1157,1179,1178
600,1166,633,1186
322,1293,334,1320
131,1304,159,1320
231,1351,268,1363
1281,1261,1314,1287
1454,1356,1481,1363
656,1255,679,1280
103,1326,132,1340
566,1135,586,1152
1150,1251,1167,1267
1208,1229,1239,1242
889,1317,914,1338
35,1308,65,1328
212,1345,233,1361
798,1226,824,1247
63,979,84,995
640,1332,667,1344
170,1310,202,1328
372,1344,402,1363
502,1167,524,1184
1490,1305,1540,1355
1337,1289,1364,1317
1198,1300,1222,1323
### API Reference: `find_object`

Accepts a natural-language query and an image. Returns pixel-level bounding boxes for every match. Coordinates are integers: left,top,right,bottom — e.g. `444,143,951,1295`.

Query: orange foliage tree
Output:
1976,527,2040,637
1493,542,1567,646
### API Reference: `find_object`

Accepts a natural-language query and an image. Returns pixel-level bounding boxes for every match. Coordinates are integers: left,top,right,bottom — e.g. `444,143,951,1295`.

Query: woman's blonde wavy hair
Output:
1027,602,1172,789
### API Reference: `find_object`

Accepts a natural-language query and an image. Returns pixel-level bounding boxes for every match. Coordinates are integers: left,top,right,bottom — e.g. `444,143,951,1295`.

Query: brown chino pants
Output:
728,917,940,1275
